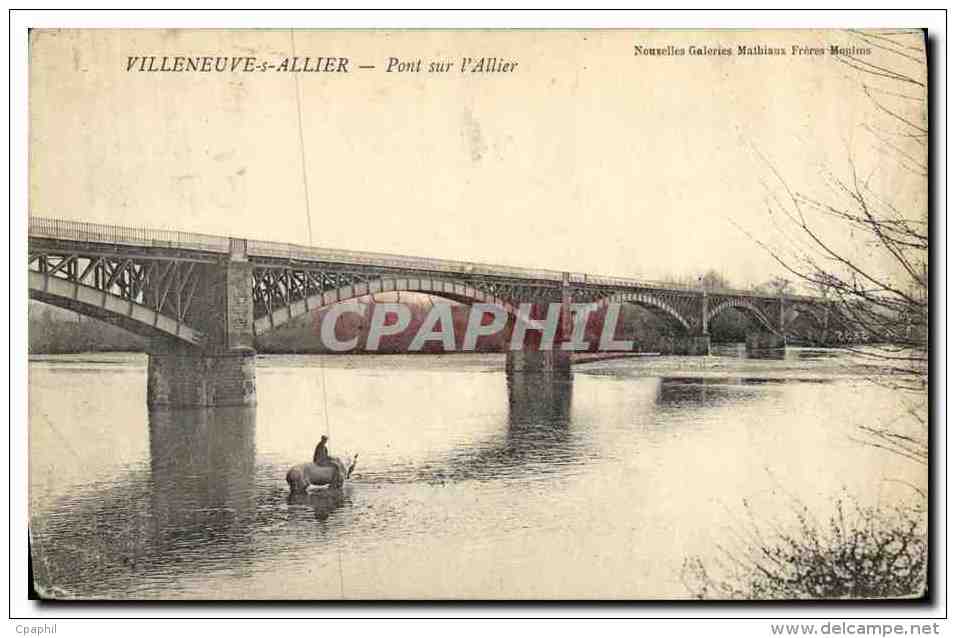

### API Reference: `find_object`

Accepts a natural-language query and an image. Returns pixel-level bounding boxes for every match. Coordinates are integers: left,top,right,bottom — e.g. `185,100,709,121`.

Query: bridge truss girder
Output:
250,260,565,329
28,237,840,349
570,286,703,334
28,243,213,344
705,294,782,335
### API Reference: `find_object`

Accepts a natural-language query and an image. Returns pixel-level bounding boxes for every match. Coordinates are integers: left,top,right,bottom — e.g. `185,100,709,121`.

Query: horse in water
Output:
286,454,358,492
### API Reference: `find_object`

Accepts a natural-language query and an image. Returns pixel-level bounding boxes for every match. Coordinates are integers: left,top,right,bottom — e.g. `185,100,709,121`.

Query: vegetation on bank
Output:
28,273,801,355
682,489,927,599
28,302,146,354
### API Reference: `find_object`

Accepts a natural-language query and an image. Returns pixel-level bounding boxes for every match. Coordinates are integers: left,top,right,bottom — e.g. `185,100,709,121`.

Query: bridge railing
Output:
564,273,805,299
246,239,569,282
569,273,699,292
29,216,819,303
29,216,230,254
574,272,816,300
245,241,743,295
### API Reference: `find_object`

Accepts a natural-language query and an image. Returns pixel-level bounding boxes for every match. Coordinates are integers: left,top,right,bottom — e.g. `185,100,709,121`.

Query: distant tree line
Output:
29,274,800,354
255,294,687,354
28,302,146,354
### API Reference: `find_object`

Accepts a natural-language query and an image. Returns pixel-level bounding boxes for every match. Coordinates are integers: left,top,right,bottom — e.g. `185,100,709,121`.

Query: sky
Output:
28,29,927,290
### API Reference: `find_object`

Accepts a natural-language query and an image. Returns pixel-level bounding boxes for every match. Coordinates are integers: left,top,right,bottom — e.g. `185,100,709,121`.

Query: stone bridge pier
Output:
745,333,787,351
505,275,574,374
745,297,787,352
658,291,711,356
147,241,257,408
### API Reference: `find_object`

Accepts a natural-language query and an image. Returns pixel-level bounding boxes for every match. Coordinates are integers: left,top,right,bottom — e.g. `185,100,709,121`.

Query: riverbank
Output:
571,346,912,381
29,346,902,381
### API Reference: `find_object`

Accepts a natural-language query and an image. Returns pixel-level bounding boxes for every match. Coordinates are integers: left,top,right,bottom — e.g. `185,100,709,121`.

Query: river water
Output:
28,347,927,599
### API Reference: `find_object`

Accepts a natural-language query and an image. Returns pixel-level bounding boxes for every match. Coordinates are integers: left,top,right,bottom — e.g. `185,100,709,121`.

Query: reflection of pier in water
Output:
31,407,355,597
407,370,583,484
654,377,775,408
30,369,586,596
31,408,265,597
150,407,353,551
147,408,258,558
654,375,829,409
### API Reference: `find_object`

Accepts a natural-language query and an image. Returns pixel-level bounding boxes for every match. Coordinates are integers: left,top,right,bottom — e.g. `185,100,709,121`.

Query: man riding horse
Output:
286,434,357,493
313,435,341,485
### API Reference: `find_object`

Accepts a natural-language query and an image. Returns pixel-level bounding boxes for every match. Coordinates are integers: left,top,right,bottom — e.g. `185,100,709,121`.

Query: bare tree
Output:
744,29,928,391
682,33,931,601
752,276,794,296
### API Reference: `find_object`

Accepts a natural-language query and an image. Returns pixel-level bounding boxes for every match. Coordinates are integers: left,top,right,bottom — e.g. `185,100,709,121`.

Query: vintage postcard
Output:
26,28,929,601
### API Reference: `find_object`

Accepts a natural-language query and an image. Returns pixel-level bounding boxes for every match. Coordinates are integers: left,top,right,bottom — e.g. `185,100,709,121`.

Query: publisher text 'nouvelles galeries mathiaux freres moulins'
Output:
633,43,873,56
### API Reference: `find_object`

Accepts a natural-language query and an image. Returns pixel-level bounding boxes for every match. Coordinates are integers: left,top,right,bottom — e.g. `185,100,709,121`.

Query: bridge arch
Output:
253,275,519,336
29,271,205,346
598,291,693,334
706,298,778,335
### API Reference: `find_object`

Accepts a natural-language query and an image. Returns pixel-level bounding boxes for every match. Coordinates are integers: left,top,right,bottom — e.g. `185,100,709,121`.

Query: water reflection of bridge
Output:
30,408,263,597
29,369,583,596
423,371,579,483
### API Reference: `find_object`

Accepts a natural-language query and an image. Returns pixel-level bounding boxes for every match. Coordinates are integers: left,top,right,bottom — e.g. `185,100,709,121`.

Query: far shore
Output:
28,346,903,382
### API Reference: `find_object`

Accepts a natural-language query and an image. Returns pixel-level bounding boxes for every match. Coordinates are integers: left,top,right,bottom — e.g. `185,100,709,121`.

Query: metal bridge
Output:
27,216,831,406
28,216,824,344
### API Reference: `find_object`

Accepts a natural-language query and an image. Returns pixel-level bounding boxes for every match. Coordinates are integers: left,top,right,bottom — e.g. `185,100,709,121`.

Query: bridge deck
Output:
28,216,817,302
